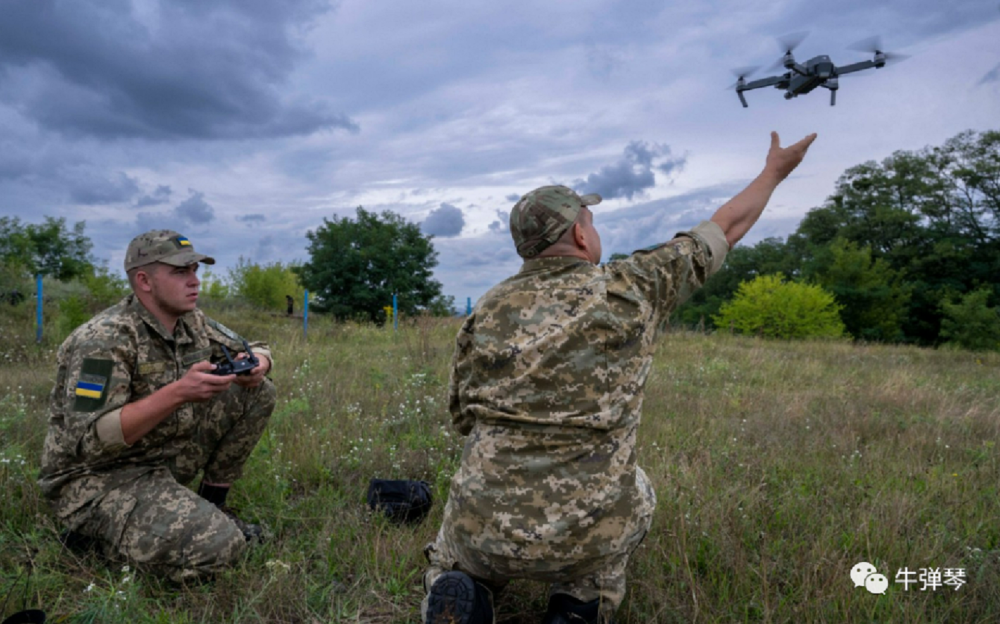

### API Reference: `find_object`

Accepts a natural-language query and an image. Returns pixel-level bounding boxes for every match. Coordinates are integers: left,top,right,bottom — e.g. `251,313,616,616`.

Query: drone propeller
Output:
766,31,810,72
727,65,760,89
776,30,810,54
847,35,910,64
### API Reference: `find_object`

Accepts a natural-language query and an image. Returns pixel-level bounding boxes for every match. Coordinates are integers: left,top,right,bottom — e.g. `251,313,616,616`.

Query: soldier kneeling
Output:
38,229,276,582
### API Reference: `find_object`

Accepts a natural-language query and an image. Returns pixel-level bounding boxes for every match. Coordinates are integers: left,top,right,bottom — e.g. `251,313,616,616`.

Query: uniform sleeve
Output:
613,220,729,319
448,315,477,436
51,330,135,459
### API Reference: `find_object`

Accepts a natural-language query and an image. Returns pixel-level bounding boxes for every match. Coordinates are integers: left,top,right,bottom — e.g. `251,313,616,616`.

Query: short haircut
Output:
126,262,162,291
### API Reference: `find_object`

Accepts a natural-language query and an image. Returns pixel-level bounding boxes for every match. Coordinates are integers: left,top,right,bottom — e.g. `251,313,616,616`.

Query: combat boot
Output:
425,570,494,624
541,593,612,624
218,505,266,542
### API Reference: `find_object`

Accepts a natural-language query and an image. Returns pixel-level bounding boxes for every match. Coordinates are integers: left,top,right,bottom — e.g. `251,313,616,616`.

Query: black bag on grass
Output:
367,479,433,525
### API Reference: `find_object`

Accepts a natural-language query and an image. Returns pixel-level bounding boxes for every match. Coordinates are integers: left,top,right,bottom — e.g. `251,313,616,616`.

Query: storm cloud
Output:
69,171,140,205
576,141,687,201
175,191,214,224
0,0,995,308
421,203,466,238
135,185,172,208
0,0,357,140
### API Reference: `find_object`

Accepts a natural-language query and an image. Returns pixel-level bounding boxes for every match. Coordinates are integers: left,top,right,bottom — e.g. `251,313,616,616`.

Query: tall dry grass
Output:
1,302,999,622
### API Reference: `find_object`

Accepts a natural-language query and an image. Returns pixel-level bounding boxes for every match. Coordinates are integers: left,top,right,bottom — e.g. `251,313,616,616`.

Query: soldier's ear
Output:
134,267,155,293
572,222,587,249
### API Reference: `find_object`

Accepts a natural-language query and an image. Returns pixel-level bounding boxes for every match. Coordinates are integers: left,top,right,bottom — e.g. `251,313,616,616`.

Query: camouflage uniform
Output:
424,186,729,619
38,231,275,581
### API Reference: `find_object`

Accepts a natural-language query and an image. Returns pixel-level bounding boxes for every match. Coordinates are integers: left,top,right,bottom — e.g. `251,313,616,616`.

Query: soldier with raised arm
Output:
422,132,818,624
38,230,276,582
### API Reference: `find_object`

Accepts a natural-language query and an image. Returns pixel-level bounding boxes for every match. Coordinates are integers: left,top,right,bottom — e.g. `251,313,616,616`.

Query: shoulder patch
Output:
207,319,243,342
74,358,113,412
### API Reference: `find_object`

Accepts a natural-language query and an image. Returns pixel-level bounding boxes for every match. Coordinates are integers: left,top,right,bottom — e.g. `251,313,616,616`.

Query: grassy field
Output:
2,301,1000,623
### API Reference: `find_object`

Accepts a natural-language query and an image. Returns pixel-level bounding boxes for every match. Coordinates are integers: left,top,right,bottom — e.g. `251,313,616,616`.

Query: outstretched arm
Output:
710,132,817,248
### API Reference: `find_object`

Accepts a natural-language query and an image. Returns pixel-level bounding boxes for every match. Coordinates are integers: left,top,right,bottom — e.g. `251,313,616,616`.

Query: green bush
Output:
57,295,91,339
199,267,230,300
940,287,1000,351
81,264,129,307
228,258,305,312
713,273,845,340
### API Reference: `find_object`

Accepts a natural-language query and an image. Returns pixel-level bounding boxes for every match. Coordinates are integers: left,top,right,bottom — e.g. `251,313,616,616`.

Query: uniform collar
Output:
126,294,196,345
518,256,591,275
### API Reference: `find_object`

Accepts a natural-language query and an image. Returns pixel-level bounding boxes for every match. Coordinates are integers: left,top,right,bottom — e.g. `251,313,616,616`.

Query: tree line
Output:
2,129,997,348
0,208,455,326
671,128,1000,350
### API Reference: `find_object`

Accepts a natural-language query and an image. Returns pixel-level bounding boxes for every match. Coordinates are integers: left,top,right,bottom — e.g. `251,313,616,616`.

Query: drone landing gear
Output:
824,76,839,106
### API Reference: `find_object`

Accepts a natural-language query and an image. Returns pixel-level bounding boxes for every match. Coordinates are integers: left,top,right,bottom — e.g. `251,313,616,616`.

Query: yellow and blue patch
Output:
75,380,104,399
176,236,192,247
74,359,113,411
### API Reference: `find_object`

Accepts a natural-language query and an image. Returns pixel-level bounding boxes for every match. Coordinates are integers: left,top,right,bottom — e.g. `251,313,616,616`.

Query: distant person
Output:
286,294,294,316
38,229,276,582
422,132,817,624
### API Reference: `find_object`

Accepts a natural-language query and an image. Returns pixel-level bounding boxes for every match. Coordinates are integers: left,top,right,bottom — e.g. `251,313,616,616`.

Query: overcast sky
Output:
2,0,998,307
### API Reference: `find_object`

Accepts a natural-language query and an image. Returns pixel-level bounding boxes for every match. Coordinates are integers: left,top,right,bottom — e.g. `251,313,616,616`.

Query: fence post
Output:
303,290,309,340
393,293,398,332
466,296,471,316
36,274,43,343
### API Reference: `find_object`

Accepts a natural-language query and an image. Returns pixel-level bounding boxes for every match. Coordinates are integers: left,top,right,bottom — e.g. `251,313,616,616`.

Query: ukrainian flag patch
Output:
75,376,105,399
176,236,192,247
73,358,114,412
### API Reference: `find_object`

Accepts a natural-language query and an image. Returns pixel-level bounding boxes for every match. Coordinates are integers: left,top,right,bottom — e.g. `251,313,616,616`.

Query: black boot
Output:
425,571,494,624
541,593,610,624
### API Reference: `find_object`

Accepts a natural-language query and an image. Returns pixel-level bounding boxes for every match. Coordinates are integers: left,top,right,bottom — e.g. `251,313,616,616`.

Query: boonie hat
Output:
509,185,602,258
124,230,216,272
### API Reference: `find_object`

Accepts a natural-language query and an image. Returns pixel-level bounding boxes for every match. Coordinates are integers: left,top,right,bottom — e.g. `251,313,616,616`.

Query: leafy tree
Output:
81,264,129,307
939,287,1000,351
674,237,798,328
713,274,845,340
0,216,94,280
788,129,1000,345
806,238,911,342
199,268,230,300
228,259,304,312
296,207,446,322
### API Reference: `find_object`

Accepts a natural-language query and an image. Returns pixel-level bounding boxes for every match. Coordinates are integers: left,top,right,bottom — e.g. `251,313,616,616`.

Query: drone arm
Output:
741,75,786,91
737,90,748,108
836,60,877,76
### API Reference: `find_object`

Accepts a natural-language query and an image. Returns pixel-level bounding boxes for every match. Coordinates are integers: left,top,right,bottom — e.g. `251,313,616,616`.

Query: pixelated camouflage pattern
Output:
38,294,275,579
509,185,602,258
83,468,248,581
124,229,215,271
425,467,654,618
426,222,727,607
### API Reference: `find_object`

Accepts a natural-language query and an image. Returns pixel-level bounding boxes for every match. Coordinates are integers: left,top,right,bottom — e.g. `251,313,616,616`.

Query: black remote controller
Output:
209,339,259,376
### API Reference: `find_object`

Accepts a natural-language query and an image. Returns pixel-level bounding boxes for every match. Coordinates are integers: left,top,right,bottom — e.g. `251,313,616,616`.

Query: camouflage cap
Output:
509,185,602,258
124,230,216,272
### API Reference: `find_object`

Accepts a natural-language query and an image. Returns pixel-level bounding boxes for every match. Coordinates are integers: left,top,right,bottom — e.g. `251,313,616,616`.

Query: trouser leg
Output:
548,466,656,617
170,378,276,485
72,468,246,582
423,466,655,621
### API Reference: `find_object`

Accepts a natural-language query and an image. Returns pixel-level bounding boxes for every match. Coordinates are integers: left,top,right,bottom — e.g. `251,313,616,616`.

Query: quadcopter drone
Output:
732,33,907,107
